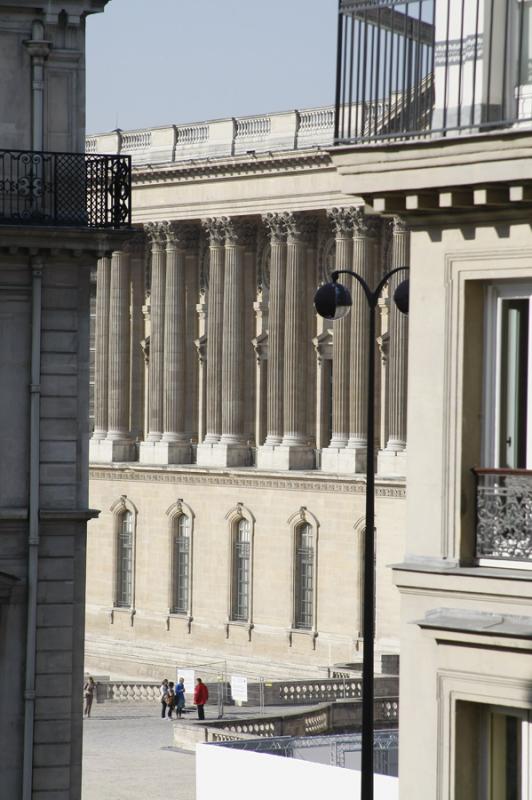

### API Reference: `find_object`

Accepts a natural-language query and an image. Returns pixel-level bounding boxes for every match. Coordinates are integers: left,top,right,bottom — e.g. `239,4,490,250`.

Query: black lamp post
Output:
314,267,409,800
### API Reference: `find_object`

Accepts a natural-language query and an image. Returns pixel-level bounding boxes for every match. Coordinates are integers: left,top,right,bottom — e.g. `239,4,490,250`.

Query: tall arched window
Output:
295,523,314,630
171,514,191,614
116,511,133,608
231,518,251,622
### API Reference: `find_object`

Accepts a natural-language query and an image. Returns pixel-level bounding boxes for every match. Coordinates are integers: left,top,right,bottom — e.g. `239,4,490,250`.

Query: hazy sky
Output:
86,0,337,135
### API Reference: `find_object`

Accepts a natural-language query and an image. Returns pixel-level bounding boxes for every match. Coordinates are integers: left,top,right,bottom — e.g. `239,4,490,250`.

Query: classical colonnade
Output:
89,209,409,474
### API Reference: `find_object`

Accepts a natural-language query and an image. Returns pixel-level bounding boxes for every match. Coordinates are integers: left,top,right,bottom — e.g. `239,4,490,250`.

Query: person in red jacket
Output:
193,677,209,720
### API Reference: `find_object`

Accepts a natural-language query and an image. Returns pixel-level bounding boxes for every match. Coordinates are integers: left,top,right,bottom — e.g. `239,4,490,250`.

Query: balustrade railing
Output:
336,0,532,143
474,468,532,562
0,149,131,229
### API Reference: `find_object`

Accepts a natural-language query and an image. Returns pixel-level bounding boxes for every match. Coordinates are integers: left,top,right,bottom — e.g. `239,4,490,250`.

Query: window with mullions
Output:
231,519,251,622
294,523,314,630
171,515,190,614
116,511,133,608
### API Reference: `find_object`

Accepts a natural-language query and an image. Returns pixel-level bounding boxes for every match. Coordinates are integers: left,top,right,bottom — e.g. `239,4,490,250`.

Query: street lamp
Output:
314,267,409,800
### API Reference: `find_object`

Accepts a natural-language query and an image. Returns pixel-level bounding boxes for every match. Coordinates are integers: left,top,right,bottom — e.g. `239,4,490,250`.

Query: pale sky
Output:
85,0,337,135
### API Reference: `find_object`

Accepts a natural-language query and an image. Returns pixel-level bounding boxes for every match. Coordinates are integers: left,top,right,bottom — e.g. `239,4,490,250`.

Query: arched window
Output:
116,511,133,608
171,515,191,614
294,523,314,630
231,518,251,622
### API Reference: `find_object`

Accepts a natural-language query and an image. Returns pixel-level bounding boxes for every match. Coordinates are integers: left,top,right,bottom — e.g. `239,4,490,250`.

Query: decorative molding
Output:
143,221,166,249
262,212,289,243
222,217,256,248
165,498,195,520
161,221,199,250
90,467,406,497
352,208,382,239
285,212,318,244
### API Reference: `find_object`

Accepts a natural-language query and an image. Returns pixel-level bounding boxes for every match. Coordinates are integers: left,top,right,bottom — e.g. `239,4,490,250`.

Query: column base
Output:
256,444,315,471
137,440,191,465
321,446,367,474
89,437,136,464
377,448,407,477
196,441,250,467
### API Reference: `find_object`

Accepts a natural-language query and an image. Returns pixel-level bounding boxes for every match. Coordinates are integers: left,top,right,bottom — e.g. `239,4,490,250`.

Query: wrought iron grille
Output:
474,469,532,562
0,149,131,228
336,0,532,143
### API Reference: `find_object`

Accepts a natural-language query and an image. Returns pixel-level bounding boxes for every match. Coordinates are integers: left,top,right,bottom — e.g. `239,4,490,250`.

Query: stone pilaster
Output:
102,249,135,461
139,223,166,464
257,212,288,468
128,237,146,443
196,218,226,465
90,255,110,444
321,208,356,472
337,209,382,474
378,217,409,476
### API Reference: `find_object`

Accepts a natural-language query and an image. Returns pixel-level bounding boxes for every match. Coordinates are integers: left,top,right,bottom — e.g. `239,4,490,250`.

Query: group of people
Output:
159,676,209,720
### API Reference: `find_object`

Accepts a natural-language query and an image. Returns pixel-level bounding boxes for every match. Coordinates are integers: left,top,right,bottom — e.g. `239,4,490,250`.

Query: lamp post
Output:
314,267,409,800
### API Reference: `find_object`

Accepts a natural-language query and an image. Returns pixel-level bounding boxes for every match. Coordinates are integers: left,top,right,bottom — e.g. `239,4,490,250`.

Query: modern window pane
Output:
499,299,529,469
232,519,250,621
295,523,314,629
172,515,190,613
116,512,133,608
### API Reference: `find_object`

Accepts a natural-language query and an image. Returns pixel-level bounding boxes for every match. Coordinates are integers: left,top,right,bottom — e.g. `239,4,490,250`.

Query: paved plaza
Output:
82,704,196,800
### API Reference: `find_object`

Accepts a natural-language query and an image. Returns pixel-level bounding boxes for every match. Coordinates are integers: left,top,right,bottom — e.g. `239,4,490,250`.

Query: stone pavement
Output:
82,703,196,800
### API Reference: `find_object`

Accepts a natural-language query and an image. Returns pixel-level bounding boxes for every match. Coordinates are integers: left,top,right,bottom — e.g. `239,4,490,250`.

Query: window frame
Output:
166,500,195,621
288,507,320,637
109,495,138,618
225,504,255,629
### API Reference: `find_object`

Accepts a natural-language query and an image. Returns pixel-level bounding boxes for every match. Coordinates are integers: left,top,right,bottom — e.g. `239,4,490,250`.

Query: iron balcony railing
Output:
474,468,532,562
336,0,532,144
0,149,131,228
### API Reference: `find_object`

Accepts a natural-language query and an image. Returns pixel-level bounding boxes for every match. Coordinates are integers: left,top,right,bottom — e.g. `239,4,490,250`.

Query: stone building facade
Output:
84,110,409,679
0,2,129,799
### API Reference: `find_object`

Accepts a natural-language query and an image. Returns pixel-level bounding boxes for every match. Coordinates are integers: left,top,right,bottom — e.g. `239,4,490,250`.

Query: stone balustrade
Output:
85,105,336,164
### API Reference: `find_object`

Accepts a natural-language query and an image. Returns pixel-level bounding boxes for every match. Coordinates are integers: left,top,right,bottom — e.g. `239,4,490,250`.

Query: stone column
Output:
104,249,135,461
279,213,316,469
139,223,166,463
340,209,381,474
321,208,356,472
214,218,251,466
196,218,225,465
378,217,409,476
128,237,146,443
257,213,287,468
90,255,111,453
151,222,191,464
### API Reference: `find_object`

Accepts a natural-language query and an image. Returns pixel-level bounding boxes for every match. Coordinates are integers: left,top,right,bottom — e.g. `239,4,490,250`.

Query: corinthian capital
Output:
202,217,226,246
327,207,357,237
392,216,409,235
262,212,289,243
222,218,256,248
144,222,166,249
161,221,199,250
284,212,318,244
352,208,382,239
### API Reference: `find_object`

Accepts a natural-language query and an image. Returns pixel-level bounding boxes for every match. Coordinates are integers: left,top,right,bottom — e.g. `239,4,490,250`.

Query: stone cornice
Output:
89,465,406,498
132,151,333,187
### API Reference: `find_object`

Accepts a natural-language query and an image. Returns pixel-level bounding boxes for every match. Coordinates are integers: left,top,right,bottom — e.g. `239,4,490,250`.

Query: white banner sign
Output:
230,674,248,703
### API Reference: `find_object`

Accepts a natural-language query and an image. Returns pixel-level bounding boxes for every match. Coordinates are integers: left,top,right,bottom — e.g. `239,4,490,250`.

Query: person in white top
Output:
159,678,169,719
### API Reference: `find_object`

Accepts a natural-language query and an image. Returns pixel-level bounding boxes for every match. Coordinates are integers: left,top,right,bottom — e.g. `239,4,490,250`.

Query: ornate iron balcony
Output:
0,149,131,229
336,0,532,144
474,468,532,562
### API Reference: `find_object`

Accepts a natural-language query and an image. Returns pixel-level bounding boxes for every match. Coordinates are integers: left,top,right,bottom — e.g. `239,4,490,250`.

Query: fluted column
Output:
105,249,135,461
91,255,111,442
322,209,356,472
260,213,288,451
378,217,409,476
128,237,146,442
139,223,166,463
221,220,247,443
342,210,381,473
196,218,225,465
279,213,316,469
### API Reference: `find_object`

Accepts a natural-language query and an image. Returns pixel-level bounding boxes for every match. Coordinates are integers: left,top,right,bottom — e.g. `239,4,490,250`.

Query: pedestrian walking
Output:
193,678,209,720
165,681,176,719
175,677,185,718
159,678,169,719
84,676,95,718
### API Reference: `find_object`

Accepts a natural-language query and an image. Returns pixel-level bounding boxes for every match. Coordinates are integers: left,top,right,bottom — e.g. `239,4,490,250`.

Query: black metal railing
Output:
336,0,532,144
474,468,532,562
0,149,131,228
